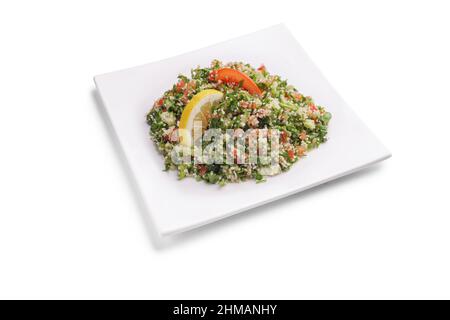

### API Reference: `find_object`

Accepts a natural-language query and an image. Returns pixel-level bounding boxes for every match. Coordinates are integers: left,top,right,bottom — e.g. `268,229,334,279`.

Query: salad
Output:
146,60,331,185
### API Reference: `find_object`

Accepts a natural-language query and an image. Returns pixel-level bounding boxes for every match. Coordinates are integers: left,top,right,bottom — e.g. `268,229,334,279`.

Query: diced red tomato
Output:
280,131,288,143
156,98,164,108
309,103,317,112
176,80,185,92
299,131,307,141
181,90,189,104
257,64,266,72
293,93,303,101
296,146,306,157
288,149,295,160
197,165,207,176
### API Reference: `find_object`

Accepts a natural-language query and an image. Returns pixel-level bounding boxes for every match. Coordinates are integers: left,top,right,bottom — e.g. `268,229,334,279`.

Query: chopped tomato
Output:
293,93,303,101
197,165,207,176
176,80,185,92
299,131,307,141
296,146,306,157
288,149,295,160
181,90,189,104
280,131,288,143
156,98,164,108
233,148,238,158
309,103,317,112
257,64,266,72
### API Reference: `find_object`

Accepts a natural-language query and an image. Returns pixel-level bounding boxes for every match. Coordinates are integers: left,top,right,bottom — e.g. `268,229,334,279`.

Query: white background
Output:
0,0,449,299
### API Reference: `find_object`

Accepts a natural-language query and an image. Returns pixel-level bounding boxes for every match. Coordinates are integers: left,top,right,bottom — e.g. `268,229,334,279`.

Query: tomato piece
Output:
299,131,307,141
176,80,185,92
296,146,306,157
233,148,238,158
215,68,262,96
288,149,295,160
293,93,303,101
197,165,207,176
155,98,164,108
280,131,288,143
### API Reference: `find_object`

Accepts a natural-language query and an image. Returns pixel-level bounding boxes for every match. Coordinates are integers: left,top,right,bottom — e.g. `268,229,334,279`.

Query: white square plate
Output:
94,24,391,236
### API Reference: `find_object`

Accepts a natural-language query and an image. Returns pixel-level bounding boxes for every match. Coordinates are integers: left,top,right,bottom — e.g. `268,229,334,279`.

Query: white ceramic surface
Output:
94,24,391,236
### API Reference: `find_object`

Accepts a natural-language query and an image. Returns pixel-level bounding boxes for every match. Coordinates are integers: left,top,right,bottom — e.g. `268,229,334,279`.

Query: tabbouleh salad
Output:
146,60,331,185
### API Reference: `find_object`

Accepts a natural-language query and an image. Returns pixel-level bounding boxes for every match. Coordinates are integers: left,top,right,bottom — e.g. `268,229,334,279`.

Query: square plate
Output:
94,24,391,236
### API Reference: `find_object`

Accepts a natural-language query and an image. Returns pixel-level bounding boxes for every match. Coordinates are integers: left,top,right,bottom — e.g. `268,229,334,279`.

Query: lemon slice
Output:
179,89,223,146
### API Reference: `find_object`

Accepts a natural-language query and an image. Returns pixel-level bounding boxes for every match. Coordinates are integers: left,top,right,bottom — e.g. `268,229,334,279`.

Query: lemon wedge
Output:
179,89,223,146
